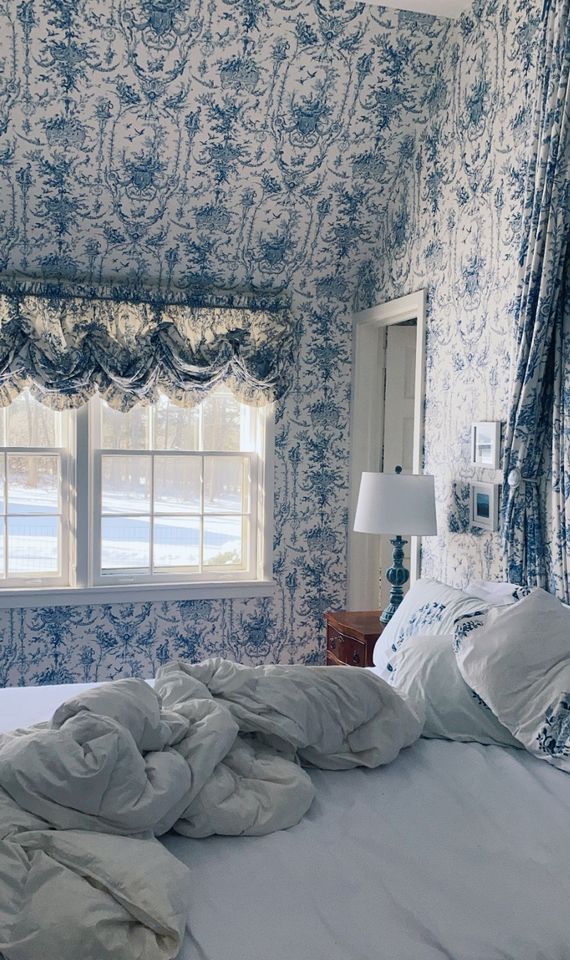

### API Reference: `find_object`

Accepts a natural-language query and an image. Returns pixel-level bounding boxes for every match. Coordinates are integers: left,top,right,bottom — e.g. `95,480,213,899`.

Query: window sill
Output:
0,580,276,610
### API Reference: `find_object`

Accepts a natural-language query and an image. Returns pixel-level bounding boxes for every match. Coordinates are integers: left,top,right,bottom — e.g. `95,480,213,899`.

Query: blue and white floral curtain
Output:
550,248,570,598
0,280,292,410
502,0,570,598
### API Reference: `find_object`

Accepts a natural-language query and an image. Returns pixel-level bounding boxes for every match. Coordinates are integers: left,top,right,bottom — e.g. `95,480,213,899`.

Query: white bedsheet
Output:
2,679,569,960
166,738,570,960
0,680,153,733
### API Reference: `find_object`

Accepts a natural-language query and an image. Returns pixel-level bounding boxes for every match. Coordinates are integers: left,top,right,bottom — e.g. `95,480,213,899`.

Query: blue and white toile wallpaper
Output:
0,0,540,684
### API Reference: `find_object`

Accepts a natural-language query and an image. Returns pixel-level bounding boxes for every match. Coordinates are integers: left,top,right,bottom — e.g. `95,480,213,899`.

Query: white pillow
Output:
388,634,522,748
454,588,570,771
373,578,490,679
465,580,531,606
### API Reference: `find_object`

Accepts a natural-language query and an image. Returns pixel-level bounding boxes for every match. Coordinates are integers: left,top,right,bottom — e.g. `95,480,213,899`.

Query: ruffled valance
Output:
0,280,292,410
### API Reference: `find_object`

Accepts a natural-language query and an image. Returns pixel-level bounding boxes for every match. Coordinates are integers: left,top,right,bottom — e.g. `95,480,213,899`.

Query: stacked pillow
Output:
373,578,497,677
463,579,531,606
453,588,570,771
388,633,522,747
372,578,522,748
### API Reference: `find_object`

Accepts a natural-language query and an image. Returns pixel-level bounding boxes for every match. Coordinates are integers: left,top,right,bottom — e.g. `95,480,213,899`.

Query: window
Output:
0,393,72,587
92,390,261,584
0,388,273,604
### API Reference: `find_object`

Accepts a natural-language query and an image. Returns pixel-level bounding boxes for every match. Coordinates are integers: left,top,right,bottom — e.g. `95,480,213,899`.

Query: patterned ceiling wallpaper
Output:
0,0,539,685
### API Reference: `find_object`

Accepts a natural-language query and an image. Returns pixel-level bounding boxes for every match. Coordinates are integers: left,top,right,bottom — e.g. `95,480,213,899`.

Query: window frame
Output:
91,449,257,586
0,396,275,608
0,445,73,589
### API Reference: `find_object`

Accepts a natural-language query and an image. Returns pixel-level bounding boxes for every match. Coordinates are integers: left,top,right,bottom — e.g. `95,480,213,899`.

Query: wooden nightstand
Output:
325,610,384,667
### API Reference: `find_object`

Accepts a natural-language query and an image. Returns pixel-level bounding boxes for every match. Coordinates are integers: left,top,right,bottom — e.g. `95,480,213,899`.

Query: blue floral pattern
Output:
537,693,570,758
512,586,532,601
452,611,488,653
386,600,446,674
501,0,570,599
0,1,544,684
391,602,447,655
470,689,491,711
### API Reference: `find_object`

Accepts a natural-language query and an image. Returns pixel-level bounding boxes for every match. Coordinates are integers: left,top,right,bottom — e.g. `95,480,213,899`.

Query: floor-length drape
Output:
550,251,570,599
502,0,570,597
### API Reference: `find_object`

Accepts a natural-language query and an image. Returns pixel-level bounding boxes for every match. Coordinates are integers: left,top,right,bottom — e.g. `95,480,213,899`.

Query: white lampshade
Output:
354,471,437,536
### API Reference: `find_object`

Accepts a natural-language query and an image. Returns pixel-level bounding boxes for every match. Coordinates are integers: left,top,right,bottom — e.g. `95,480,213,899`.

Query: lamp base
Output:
380,601,402,624
379,535,409,624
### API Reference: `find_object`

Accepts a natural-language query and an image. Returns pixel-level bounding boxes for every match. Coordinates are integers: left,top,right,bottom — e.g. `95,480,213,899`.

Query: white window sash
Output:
0,446,72,589
0,395,274,603
90,449,257,585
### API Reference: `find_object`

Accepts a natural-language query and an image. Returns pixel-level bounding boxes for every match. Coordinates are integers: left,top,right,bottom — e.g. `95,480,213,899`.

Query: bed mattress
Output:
2,681,569,960
167,740,570,960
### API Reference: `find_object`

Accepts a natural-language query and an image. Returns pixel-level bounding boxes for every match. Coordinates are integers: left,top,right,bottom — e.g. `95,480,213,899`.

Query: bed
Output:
2,674,569,960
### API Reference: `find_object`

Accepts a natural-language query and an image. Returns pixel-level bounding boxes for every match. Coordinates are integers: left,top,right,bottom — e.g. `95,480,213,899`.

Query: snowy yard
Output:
1,488,243,575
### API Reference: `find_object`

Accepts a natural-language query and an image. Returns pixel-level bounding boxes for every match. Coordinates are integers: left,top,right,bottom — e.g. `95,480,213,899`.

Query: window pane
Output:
0,522,4,578
94,389,261,582
154,456,201,513
6,390,63,447
101,456,151,514
0,455,4,515
153,397,199,451
7,454,60,515
153,516,200,569
203,516,244,567
101,402,149,450
204,457,247,513
201,389,242,451
101,516,150,570
7,515,60,575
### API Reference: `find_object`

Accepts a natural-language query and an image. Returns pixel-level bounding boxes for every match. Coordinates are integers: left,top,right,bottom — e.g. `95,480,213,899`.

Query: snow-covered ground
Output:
2,488,242,574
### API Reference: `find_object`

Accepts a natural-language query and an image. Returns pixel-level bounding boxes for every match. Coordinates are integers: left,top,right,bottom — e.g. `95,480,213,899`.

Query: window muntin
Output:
95,451,252,579
98,388,244,453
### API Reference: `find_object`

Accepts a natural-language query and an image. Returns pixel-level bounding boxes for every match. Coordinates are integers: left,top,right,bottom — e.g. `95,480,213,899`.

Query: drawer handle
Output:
330,636,336,650
352,649,361,664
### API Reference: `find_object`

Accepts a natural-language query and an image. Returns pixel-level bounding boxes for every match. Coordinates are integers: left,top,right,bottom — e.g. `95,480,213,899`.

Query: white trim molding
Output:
348,289,427,609
361,0,471,18
0,579,276,610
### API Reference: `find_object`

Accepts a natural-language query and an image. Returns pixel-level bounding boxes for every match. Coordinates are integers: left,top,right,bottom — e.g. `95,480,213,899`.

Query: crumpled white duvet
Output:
0,658,421,960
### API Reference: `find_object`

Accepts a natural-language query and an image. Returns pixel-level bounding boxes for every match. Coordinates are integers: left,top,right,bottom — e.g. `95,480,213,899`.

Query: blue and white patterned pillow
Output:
452,610,488,654
453,589,570,773
465,580,532,606
386,601,447,673
374,579,492,680
384,632,522,748
537,695,570,759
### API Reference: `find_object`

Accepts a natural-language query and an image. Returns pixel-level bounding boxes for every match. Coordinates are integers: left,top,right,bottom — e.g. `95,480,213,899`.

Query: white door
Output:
379,324,417,609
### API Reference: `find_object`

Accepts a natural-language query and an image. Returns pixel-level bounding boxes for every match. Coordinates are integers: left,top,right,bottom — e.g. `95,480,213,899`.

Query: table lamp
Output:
354,466,437,624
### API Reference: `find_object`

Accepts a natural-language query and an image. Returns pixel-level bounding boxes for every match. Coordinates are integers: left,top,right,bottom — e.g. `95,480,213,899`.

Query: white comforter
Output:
0,659,420,960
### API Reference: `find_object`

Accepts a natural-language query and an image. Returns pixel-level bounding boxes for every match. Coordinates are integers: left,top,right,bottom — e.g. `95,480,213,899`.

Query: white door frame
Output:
348,289,427,610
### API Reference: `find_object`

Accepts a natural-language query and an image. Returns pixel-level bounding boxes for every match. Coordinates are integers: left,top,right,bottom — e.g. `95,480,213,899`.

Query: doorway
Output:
348,290,427,611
